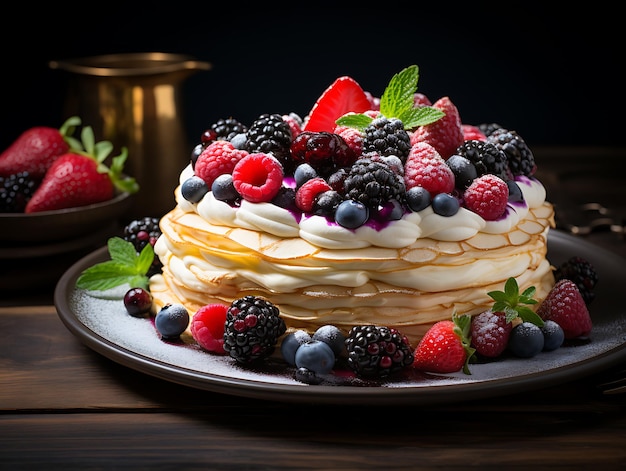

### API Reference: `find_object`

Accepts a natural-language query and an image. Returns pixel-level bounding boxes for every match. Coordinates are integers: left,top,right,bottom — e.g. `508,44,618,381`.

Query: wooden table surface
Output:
2,148,625,470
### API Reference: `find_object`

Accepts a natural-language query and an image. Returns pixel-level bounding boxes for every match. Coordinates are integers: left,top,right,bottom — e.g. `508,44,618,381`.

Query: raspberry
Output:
413,93,432,107
463,174,509,220
282,112,303,140
536,279,592,339
295,177,332,212
403,142,455,196
190,304,229,354
462,124,487,142
410,96,464,159
470,310,512,358
232,153,284,203
195,140,248,188
334,125,363,157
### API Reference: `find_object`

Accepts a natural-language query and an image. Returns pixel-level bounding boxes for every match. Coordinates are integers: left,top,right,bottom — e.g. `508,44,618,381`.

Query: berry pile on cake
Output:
148,65,556,347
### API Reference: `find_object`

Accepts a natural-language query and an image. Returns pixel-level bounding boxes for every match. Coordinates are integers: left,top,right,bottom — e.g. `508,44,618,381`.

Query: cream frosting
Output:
150,163,555,346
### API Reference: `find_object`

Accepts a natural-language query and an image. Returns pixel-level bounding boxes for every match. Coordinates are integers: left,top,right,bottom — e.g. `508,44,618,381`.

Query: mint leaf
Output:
380,65,418,118
487,277,544,327
75,237,153,291
335,64,444,131
399,106,445,129
335,113,374,132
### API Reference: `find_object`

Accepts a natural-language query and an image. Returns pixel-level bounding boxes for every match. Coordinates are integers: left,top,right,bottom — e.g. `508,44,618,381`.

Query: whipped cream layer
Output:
150,165,556,345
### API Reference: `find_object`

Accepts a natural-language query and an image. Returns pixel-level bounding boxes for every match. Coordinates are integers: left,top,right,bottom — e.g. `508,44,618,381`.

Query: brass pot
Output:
50,52,211,218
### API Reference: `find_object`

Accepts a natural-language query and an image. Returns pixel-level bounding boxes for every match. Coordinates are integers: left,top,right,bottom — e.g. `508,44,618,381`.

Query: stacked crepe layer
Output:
150,201,555,346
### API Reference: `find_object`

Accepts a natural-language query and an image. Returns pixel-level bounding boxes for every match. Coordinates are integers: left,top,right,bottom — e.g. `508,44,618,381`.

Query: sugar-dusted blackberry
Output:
0,171,39,212
345,325,414,378
487,128,536,176
362,117,411,162
313,190,343,218
244,113,293,168
343,158,406,210
123,217,163,276
223,295,287,364
454,140,511,181
554,256,598,305
211,117,248,142
478,122,504,137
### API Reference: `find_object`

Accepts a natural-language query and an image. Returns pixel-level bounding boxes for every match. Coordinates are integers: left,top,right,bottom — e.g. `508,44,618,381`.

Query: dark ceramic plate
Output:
0,191,133,243
54,230,626,405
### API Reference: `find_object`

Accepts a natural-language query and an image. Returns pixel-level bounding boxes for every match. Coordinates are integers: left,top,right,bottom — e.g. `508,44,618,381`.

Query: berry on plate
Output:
413,313,474,374
190,304,229,354
536,279,593,339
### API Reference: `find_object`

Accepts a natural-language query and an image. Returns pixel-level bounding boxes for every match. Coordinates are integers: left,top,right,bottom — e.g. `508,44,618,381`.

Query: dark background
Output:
2,1,623,154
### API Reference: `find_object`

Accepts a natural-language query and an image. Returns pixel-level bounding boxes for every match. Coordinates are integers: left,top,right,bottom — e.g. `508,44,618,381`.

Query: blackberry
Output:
223,295,287,364
487,128,536,176
362,117,411,162
123,217,163,276
345,325,414,378
554,256,598,305
454,140,511,181
478,122,504,137
0,171,39,212
210,117,248,142
343,158,406,209
244,113,293,168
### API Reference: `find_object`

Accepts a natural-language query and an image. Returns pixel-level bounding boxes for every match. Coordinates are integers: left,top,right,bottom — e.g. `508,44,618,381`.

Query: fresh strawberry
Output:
536,279,593,339
403,141,455,195
302,76,372,133
471,277,544,358
463,174,509,220
413,313,474,374
25,126,138,213
0,116,81,179
410,96,464,159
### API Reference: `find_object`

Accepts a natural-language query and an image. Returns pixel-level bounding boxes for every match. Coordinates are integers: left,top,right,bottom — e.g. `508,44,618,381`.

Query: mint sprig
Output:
487,277,544,326
335,64,444,131
76,237,153,291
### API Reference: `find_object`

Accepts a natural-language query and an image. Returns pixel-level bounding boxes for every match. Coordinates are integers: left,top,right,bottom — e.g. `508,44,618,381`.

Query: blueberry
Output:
432,193,460,216
294,163,318,188
335,200,369,228
312,325,345,357
508,322,544,358
190,143,204,168
281,330,312,366
446,154,477,190
507,180,525,203
181,175,209,203
294,340,336,375
541,320,565,351
155,303,190,339
211,174,239,202
295,367,324,385
229,133,247,150
406,186,431,212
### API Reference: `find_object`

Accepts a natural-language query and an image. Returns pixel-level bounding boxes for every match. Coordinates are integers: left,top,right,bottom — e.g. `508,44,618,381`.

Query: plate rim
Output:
53,230,626,405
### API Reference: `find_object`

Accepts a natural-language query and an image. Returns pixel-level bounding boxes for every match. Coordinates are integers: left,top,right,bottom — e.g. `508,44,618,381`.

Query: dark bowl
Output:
0,191,134,243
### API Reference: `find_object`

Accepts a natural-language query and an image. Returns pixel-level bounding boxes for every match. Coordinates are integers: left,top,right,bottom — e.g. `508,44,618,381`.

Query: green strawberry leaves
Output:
335,65,444,131
71,125,140,195
488,277,544,326
452,312,475,375
76,237,153,291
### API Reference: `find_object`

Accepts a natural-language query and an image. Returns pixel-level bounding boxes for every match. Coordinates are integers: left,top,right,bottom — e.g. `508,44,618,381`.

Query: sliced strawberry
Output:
303,76,372,133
